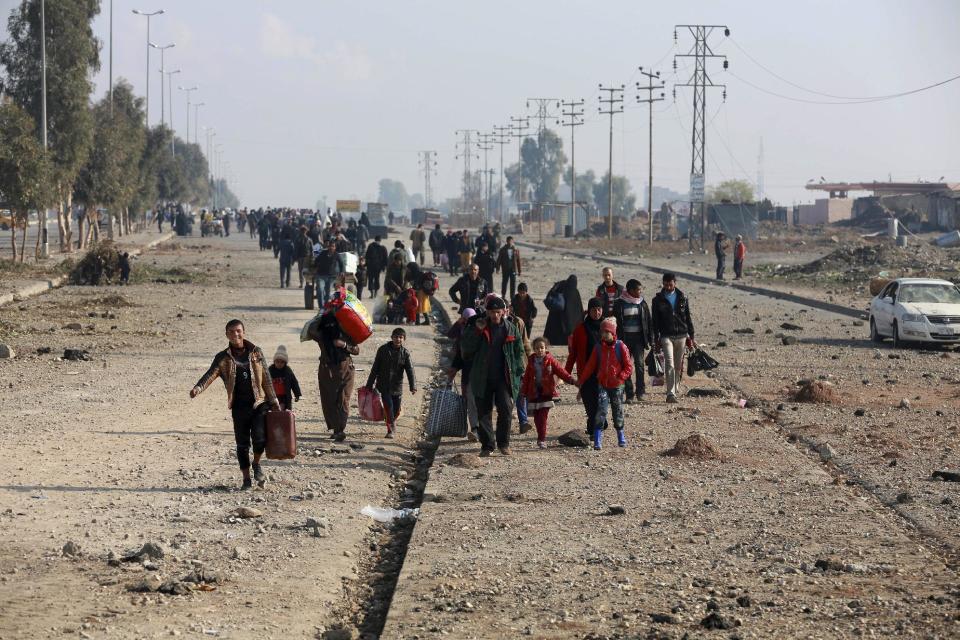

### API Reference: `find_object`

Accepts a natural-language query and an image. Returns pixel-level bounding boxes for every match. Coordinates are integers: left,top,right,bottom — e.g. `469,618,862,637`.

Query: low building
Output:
796,198,853,225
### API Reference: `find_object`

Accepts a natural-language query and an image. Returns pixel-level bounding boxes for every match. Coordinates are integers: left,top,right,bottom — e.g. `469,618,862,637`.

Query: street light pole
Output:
179,85,198,143
40,0,49,256
149,42,175,131
165,69,180,156
193,103,205,145
132,9,164,127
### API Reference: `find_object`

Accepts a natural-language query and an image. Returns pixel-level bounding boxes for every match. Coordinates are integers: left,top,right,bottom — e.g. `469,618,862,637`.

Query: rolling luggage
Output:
304,281,315,310
358,386,385,422
265,409,297,460
426,387,468,438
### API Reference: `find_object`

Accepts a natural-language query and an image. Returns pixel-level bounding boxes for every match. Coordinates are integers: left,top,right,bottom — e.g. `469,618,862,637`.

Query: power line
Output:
508,116,531,203
492,125,512,221
728,36,960,102
455,130,480,213
476,133,494,222
418,150,438,207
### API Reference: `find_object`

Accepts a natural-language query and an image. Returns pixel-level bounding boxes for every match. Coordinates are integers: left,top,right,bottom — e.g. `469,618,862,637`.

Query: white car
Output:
869,278,960,347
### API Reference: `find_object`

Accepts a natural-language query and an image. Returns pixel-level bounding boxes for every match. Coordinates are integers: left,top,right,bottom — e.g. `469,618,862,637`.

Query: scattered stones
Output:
781,335,798,346
780,322,804,331
446,453,487,467
61,541,81,557
63,348,91,361
234,506,262,519
158,579,191,596
687,388,727,399
322,627,357,640
852,320,864,327
895,491,914,504
0,344,14,359
662,433,721,461
128,574,163,593
736,594,753,608
606,505,626,516
306,517,330,538
733,328,755,335
898,398,912,409
815,557,845,572
819,443,836,462
558,429,591,448
792,380,838,404
36,346,52,354
231,546,250,560
932,470,960,482
63,322,83,330
700,612,737,630
854,408,866,417
649,613,677,624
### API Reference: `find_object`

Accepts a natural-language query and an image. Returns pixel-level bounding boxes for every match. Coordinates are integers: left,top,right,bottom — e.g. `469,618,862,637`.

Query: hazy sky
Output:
6,0,960,208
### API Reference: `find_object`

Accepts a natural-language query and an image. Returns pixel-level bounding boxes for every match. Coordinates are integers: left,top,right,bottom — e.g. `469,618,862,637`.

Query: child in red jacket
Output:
521,337,577,449
577,317,633,449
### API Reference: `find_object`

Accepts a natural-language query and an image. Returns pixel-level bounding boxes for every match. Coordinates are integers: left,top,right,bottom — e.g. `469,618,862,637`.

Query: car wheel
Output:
869,318,884,343
892,320,903,349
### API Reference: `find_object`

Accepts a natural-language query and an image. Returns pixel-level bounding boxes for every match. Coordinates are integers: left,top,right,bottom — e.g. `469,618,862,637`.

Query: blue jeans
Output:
594,385,625,431
318,276,337,302
516,393,528,426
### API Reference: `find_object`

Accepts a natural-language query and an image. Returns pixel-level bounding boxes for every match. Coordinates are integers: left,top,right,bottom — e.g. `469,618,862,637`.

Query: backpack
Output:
544,282,566,312
421,271,439,294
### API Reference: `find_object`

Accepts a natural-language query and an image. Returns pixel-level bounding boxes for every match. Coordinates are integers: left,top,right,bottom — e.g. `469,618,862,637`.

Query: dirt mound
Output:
662,433,722,461
792,380,839,404
445,453,486,468
88,293,137,308
785,242,950,277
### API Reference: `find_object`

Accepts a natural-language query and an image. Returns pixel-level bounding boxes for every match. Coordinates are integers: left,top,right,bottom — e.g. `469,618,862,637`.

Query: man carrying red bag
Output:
364,327,417,438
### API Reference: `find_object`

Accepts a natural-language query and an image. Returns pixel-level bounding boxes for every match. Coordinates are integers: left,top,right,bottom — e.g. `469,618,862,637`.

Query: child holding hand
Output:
577,317,633,450
520,337,577,449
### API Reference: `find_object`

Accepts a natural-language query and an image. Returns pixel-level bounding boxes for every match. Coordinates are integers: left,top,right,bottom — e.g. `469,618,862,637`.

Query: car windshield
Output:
898,284,960,304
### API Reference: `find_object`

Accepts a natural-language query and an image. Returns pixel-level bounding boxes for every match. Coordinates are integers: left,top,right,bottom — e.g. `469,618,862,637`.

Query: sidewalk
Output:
0,227,175,307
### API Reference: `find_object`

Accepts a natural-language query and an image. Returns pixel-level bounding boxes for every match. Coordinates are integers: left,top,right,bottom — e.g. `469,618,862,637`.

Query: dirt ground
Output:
382,239,960,639
0,229,441,639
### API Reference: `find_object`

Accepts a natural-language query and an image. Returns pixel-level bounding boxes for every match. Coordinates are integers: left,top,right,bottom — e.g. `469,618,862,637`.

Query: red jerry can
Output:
265,409,297,460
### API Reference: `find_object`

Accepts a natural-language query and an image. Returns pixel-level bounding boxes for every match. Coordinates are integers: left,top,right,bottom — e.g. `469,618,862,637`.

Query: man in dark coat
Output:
428,223,445,267
474,243,497,293
364,235,389,299
449,263,488,314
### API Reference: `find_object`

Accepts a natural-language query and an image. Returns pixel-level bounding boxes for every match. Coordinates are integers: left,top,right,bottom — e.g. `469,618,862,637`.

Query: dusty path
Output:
383,237,960,639
0,229,440,639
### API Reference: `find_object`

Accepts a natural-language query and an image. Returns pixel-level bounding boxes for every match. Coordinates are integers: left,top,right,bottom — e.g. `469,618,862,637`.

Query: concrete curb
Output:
517,239,868,320
0,231,175,308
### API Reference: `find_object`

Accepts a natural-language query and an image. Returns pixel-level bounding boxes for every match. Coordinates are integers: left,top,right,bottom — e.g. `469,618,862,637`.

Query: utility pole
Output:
637,67,665,246
40,0,49,256
558,99,584,237
132,9,164,127
508,116,530,204
756,136,765,202
454,130,479,213
674,24,729,251
526,97,560,137
492,125,511,222
108,0,113,115
417,150,437,207
476,133,494,222
598,84,625,240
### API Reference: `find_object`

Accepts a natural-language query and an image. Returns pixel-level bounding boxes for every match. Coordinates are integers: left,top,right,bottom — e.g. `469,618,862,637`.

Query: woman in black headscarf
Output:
543,274,583,348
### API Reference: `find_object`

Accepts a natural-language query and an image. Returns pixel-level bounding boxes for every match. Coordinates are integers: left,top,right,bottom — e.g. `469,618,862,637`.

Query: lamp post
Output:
132,9,164,126
149,42,175,129
178,85,198,143
39,0,49,256
192,103,205,145
164,69,180,155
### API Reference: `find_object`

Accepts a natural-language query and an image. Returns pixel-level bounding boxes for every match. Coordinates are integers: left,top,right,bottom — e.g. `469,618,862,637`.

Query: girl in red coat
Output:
521,337,578,448
577,317,633,449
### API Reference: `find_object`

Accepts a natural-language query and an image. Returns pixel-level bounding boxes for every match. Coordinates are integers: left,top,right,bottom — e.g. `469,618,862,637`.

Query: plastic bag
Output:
645,350,664,377
358,386,384,422
360,505,420,523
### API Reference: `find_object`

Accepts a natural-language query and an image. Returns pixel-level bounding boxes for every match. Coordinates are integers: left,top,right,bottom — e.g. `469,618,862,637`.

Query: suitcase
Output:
332,292,373,345
265,409,297,460
304,281,315,310
357,386,384,422
426,387,468,438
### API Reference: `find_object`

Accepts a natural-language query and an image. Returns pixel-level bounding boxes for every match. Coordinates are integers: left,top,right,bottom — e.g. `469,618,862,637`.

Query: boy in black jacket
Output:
613,278,653,403
365,327,417,438
268,345,302,410
650,273,696,403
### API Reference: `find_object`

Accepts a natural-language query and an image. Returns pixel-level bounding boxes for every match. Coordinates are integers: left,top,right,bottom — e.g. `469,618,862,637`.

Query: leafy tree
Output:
564,168,598,214
0,99,55,262
408,193,425,210
0,0,102,251
74,79,145,244
520,129,566,204
210,178,239,209
377,178,409,211
708,179,754,204
593,172,636,220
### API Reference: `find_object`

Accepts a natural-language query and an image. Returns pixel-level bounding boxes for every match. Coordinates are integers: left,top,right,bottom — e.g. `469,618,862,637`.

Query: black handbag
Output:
645,350,664,377
688,348,719,376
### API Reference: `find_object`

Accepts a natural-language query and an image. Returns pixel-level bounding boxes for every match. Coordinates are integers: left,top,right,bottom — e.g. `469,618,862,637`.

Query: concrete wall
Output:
797,198,853,225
